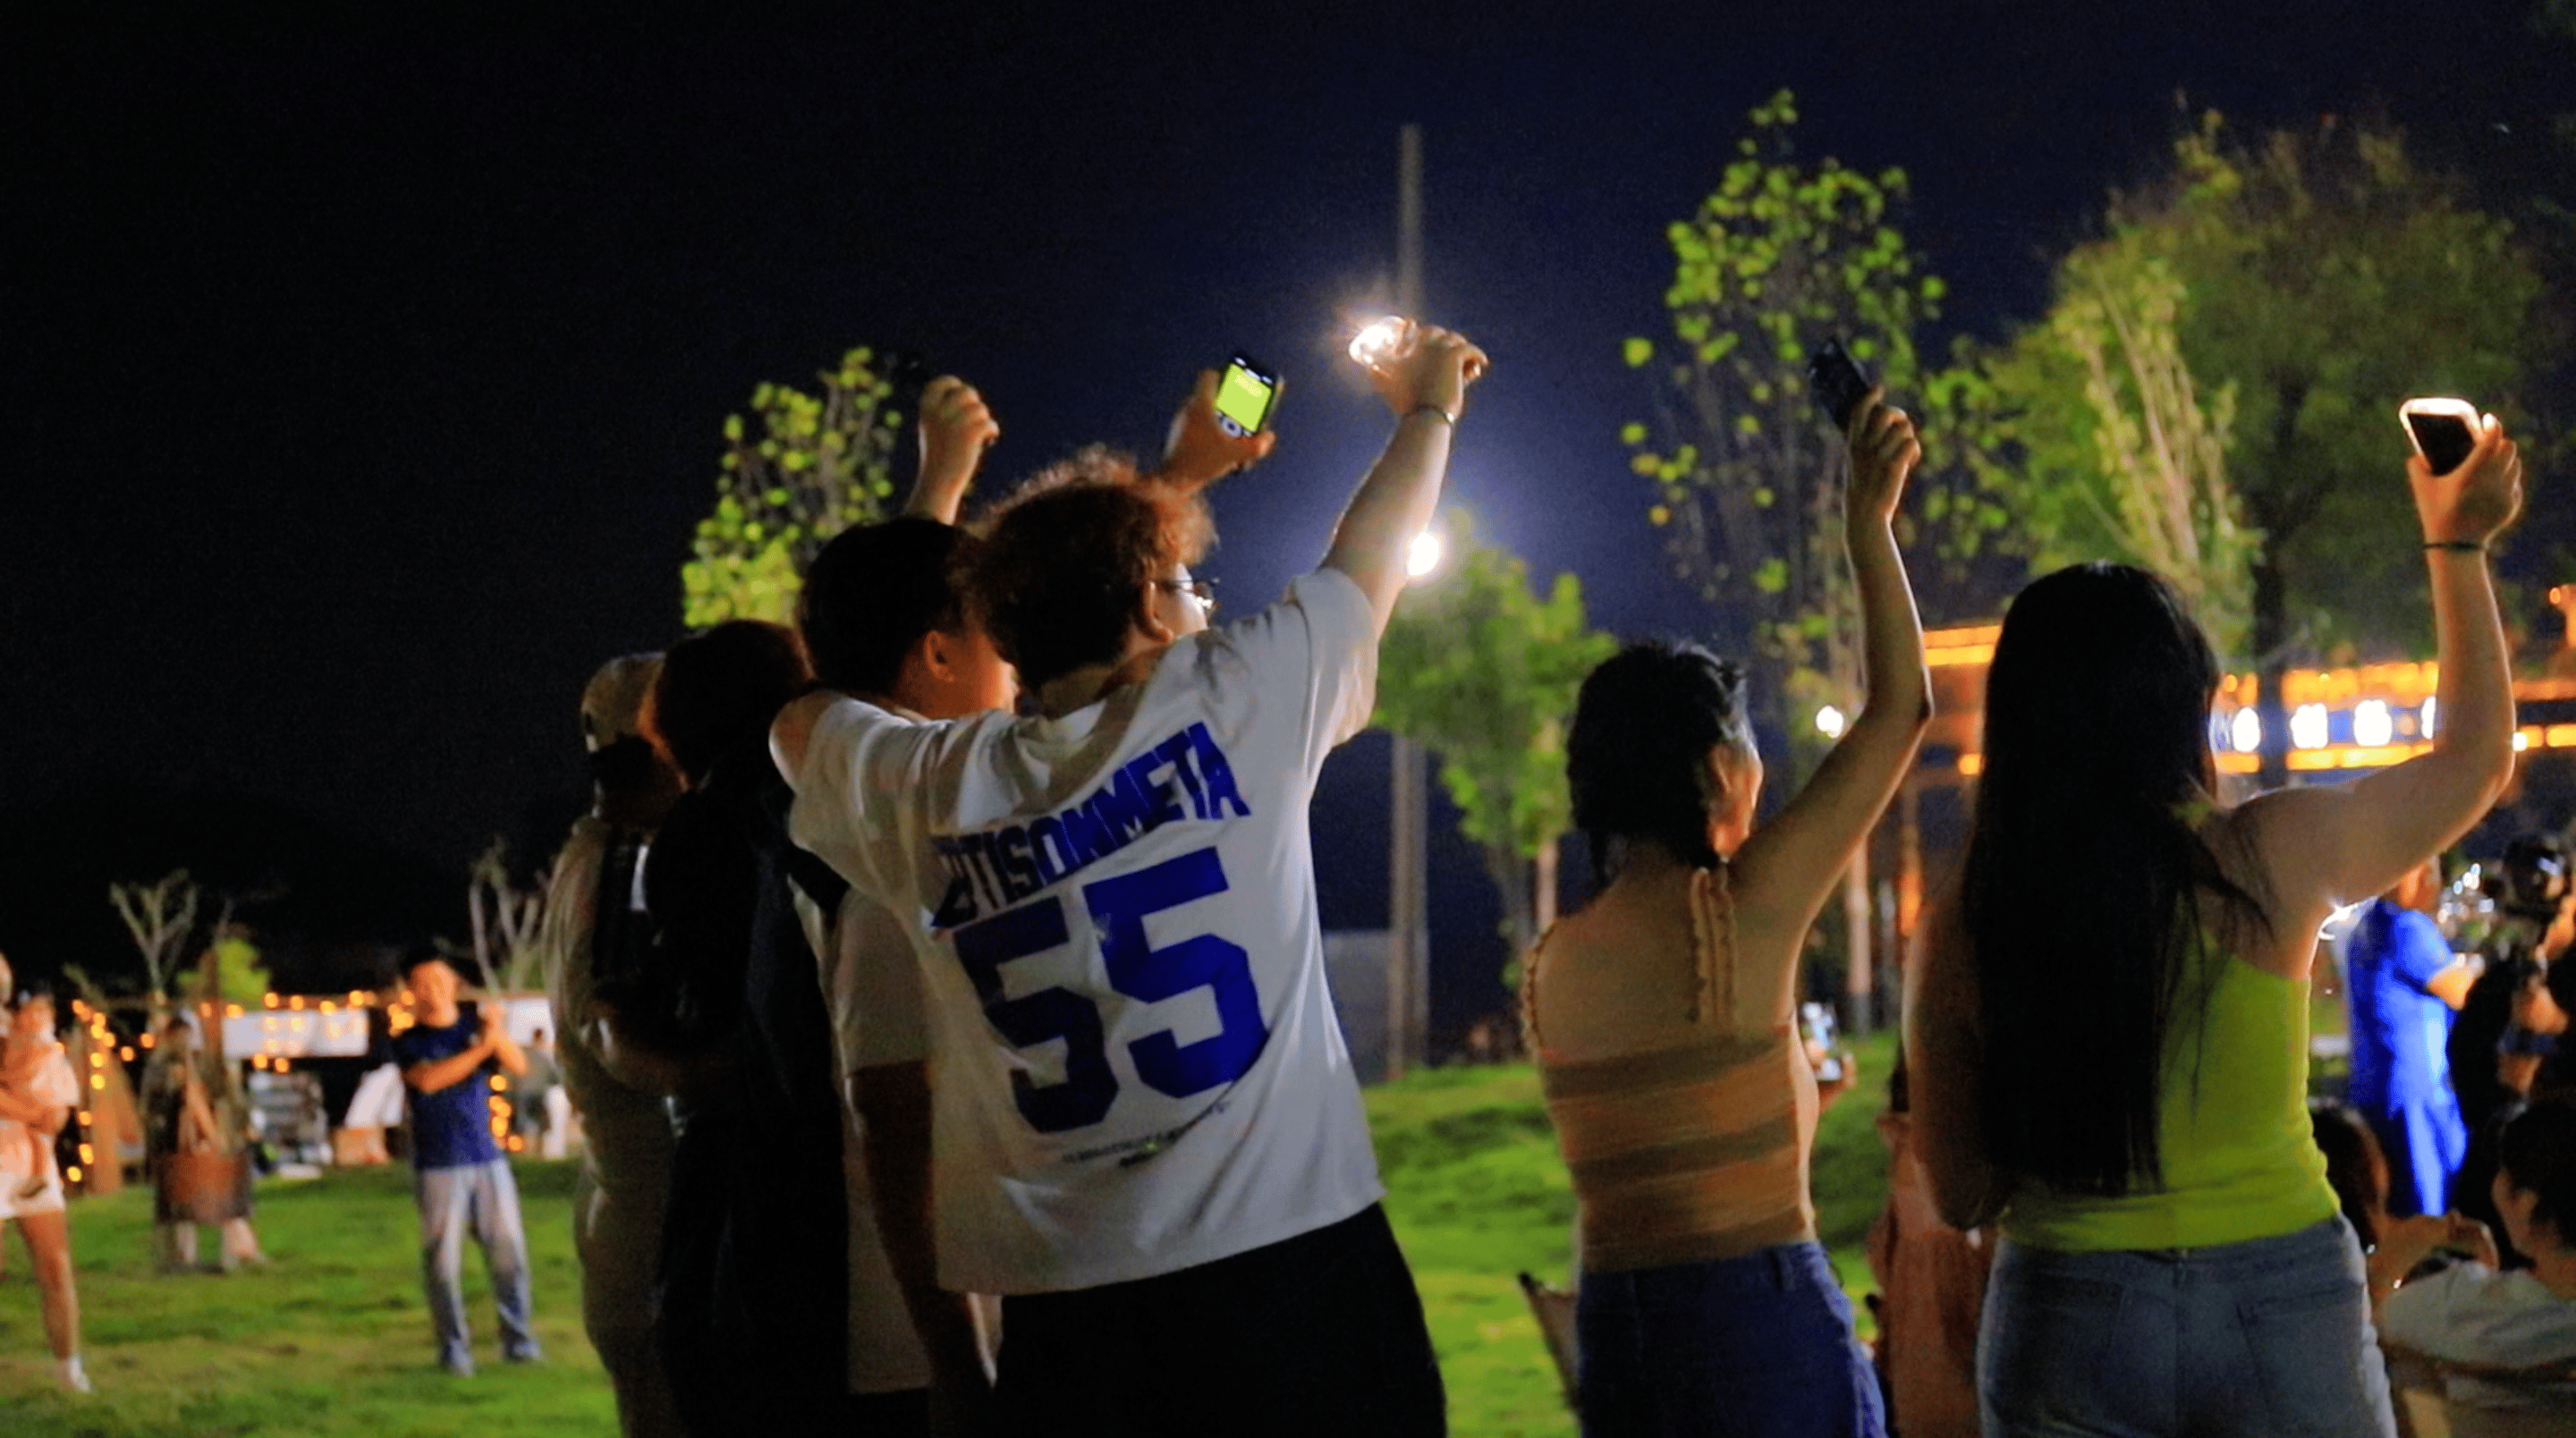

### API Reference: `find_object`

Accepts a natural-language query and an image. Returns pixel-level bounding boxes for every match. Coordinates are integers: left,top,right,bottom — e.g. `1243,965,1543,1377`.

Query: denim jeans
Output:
1979,1216,2394,1437
1576,1239,1886,1438
416,1158,538,1372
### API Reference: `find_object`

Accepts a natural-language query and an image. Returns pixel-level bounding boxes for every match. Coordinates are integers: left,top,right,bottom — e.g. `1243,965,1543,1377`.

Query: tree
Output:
1996,115,2544,784
1965,233,2258,657
1373,514,1616,977
682,346,906,629
175,926,270,1007
466,839,547,993
1622,89,1948,1027
108,869,199,1014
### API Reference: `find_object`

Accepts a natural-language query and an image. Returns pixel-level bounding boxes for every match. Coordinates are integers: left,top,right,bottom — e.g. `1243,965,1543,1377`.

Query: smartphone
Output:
1809,337,1874,431
2401,397,2481,476
1798,1002,1845,1084
1215,354,1280,438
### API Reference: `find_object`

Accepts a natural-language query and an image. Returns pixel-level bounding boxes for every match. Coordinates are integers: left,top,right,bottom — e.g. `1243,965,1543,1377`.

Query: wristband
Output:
1406,403,1457,427
2423,540,2487,554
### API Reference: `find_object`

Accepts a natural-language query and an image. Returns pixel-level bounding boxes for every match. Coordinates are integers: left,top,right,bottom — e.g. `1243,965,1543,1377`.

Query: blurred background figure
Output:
2345,859,2477,1217
538,651,683,1436
140,1012,266,1273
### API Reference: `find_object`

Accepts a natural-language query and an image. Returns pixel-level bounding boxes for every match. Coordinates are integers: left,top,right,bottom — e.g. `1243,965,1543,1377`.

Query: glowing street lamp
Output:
1405,529,1445,580
1814,705,1848,739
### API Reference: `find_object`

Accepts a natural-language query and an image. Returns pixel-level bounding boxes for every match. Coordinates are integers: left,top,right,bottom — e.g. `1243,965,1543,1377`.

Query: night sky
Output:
7,7,2572,1017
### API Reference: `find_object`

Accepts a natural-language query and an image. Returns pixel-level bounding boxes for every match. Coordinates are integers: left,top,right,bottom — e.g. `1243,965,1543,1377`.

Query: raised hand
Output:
1365,322,1488,423
1156,369,1277,490
1845,387,1920,529
2411,413,2523,548
909,376,1000,523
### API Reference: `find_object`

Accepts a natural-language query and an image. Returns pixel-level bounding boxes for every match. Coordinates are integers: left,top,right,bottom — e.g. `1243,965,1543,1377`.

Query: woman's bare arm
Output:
1904,889,2004,1229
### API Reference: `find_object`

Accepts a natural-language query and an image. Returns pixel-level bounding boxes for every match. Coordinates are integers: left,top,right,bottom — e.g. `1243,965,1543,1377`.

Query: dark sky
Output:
6,6,2572,1007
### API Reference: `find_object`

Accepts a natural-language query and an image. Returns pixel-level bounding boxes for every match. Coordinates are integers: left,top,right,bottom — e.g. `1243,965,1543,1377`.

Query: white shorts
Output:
0,1170,67,1222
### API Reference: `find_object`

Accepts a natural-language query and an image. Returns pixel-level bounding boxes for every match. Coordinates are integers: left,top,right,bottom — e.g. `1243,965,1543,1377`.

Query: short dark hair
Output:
401,950,451,982
966,448,1213,689
2499,1098,2576,1248
2308,1101,2385,1250
799,518,978,698
646,620,813,784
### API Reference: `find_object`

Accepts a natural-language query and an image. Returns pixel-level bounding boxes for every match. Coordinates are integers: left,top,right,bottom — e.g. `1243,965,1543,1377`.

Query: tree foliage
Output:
682,346,904,629
1623,89,1952,757
1966,234,2258,656
1969,114,2544,782
1373,514,1616,959
176,929,271,1006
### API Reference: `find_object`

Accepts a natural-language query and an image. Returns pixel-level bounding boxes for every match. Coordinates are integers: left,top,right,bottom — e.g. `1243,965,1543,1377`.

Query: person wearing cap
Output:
537,653,684,1433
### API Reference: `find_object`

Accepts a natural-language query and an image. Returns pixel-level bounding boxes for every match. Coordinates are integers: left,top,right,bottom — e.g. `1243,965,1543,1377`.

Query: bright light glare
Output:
2231,708,2261,754
2352,700,2393,748
2420,697,2438,738
2514,730,2531,752
1814,705,1848,739
2290,704,2329,750
1349,317,1407,368
1405,529,1445,579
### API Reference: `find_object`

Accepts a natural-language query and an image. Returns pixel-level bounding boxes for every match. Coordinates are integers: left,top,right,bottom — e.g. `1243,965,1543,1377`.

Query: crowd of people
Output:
9,319,2570,1437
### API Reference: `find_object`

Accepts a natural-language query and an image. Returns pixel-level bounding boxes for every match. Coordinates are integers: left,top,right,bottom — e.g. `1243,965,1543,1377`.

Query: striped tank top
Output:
1524,865,1819,1274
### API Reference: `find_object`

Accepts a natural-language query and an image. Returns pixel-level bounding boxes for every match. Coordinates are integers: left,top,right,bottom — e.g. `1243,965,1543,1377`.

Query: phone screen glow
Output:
1216,363,1276,435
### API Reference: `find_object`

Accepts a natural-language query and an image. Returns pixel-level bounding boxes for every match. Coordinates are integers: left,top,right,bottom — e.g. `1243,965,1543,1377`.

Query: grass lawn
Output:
0,1028,1901,1436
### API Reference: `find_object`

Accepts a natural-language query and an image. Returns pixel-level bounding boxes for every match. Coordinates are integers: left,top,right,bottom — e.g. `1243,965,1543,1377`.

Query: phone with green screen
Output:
1215,355,1280,438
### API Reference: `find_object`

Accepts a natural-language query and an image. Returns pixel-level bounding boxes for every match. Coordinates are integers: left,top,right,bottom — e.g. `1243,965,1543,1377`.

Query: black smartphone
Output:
2401,398,2480,476
1808,337,1873,431
1215,354,1280,438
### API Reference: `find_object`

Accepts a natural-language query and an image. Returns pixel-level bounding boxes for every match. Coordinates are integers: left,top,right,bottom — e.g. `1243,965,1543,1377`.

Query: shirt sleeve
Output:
1195,567,1380,782
2389,911,2459,994
833,894,932,1073
787,698,949,909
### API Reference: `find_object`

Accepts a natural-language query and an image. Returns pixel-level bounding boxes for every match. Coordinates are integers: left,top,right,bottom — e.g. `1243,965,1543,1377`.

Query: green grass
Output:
0,1030,1902,1435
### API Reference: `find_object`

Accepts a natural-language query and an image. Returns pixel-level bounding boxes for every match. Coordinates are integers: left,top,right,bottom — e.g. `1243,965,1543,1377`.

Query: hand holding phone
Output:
1214,355,1280,438
2401,397,2481,477
1156,366,1279,489
2400,399,2523,550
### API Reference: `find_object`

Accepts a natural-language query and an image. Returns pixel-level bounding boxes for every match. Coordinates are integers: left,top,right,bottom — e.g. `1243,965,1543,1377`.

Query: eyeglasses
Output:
1154,577,1219,615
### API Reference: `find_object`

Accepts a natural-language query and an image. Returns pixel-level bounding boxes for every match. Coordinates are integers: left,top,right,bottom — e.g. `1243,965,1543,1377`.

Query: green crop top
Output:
2000,937,2338,1252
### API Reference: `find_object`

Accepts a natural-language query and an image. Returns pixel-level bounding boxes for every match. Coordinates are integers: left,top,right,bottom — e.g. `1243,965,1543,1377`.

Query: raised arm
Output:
1148,369,1278,493
1732,393,1932,996
402,1037,496,1095
2240,419,2523,935
1324,324,1487,633
902,376,1002,524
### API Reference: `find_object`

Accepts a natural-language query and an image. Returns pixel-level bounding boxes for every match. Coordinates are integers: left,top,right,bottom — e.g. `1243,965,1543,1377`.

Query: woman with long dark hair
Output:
1523,391,1928,1437
1906,416,2525,1435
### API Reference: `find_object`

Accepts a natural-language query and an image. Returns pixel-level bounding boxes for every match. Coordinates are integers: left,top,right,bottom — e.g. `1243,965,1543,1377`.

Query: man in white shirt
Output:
775,325,1484,1435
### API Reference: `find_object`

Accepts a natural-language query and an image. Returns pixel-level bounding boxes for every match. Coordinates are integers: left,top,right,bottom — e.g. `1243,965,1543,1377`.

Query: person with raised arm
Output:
1520,392,1928,1438
773,324,1482,1436
1906,414,2525,1436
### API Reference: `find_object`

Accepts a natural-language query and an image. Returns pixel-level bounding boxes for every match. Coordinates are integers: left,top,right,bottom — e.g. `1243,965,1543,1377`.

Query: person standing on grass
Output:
0,959,89,1394
538,651,684,1436
393,952,541,1376
1906,414,2524,1436
1519,391,1927,1438
773,324,1481,1436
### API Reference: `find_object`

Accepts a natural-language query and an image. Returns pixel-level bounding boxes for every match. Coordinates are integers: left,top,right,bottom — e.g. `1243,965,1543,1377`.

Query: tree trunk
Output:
1487,844,1538,975
2252,546,2290,791
1534,836,1560,935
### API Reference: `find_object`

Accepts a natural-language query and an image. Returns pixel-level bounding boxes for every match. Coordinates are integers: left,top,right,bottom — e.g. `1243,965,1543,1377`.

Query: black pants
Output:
996,1204,1446,1438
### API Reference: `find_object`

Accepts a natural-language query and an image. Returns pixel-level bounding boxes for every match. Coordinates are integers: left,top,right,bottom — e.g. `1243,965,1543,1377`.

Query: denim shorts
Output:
1979,1216,2395,1437
1576,1239,1886,1438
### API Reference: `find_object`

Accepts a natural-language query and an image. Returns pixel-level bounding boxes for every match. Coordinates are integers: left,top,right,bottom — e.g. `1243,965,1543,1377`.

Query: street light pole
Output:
1386,123,1429,1079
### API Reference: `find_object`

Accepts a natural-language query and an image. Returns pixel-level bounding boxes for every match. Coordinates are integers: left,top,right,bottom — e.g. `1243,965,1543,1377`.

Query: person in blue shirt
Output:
2345,859,2479,1217
392,952,540,1375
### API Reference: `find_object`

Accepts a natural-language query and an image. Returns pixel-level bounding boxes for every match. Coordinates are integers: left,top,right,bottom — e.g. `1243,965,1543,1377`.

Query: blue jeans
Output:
416,1158,538,1371
1577,1239,1885,1438
1979,1216,2394,1437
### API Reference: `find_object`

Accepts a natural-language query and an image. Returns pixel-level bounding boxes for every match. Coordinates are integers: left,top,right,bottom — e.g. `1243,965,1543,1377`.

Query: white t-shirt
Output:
787,568,1385,1294
2380,1261,2576,1413
0,1045,77,1221
792,883,936,1394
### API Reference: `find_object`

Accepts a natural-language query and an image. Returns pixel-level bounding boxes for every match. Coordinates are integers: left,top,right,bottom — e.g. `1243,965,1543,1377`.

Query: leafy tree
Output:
1373,514,1616,974
1993,115,2544,784
176,928,270,1007
682,347,905,629
1965,233,2258,656
1622,89,1948,1025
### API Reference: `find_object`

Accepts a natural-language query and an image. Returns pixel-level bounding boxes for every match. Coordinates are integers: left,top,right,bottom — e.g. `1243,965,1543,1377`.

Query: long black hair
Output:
1962,563,2266,1197
1567,640,1750,889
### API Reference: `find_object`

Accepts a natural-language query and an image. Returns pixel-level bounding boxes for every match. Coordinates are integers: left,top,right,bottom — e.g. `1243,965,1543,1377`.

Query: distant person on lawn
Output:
0,957,89,1394
394,952,541,1375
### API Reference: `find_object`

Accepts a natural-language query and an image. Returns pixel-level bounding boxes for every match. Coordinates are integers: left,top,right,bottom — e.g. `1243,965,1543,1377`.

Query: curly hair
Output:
965,447,1214,689
1565,640,1752,887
